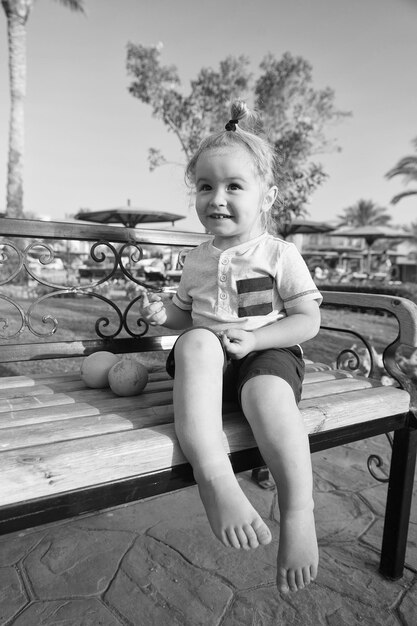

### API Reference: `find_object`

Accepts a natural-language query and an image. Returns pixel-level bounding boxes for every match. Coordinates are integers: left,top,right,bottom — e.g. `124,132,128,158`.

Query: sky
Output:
1,0,416,233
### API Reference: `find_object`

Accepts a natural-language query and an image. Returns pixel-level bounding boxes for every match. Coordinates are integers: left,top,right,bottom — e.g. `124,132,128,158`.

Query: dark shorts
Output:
166,327,305,406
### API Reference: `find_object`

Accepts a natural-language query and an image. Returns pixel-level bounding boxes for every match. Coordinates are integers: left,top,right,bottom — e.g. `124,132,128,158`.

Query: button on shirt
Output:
172,232,322,332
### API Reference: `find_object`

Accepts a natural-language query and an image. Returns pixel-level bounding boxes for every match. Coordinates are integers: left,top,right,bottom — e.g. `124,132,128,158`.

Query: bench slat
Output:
301,386,409,431
0,402,101,429
0,385,54,403
0,393,75,414
0,376,38,390
0,408,178,450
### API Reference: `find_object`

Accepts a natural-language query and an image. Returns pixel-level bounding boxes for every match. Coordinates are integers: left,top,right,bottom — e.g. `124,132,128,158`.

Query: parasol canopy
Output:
74,203,185,229
330,225,413,272
278,218,335,239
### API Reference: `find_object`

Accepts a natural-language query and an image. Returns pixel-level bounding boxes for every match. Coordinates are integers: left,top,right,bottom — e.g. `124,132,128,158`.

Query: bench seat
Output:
0,362,410,535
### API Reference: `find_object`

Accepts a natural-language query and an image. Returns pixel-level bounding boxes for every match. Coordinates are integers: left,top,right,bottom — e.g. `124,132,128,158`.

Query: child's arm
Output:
141,291,192,330
223,300,320,359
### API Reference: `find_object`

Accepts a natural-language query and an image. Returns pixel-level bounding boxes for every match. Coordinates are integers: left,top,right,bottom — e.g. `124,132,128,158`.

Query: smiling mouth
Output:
209,214,233,219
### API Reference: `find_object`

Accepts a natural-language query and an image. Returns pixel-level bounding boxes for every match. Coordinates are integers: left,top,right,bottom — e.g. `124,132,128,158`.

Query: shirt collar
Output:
209,232,268,256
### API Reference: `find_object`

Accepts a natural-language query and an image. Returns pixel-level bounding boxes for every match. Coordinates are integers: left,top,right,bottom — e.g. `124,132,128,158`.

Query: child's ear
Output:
262,185,278,212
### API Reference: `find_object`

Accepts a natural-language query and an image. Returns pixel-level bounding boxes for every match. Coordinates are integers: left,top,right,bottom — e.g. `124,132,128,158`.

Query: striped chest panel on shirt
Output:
236,275,274,317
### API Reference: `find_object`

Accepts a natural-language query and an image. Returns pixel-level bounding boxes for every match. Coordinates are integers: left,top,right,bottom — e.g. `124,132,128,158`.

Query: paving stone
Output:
312,446,378,493
0,529,46,567
22,526,134,599
362,517,417,573
105,535,233,626
149,519,278,589
233,472,276,518
74,485,208,534
272,489,374,544
10,598,123,625
358,483,388,518
345,433,392,459
397,580,417,624
221,583,400,626
318,542,413,605
0,567,28,624
222,540,411,626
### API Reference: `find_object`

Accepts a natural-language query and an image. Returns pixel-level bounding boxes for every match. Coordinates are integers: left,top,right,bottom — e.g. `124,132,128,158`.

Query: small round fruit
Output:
108,359,149,396
80,351,121,388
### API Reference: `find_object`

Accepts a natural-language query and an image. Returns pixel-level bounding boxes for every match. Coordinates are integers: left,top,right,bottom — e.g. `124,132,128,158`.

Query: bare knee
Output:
174,328,224,367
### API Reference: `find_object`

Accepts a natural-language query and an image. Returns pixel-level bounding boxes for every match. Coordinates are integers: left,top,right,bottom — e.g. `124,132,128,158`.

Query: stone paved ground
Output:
1,434,416,626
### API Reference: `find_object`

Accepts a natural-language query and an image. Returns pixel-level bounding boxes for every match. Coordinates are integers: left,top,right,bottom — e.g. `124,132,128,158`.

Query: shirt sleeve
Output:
172,251,194,311
277,243,322,308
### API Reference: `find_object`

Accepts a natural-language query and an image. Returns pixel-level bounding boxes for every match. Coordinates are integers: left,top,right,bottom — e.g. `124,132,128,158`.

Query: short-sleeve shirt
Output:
172,232,322,332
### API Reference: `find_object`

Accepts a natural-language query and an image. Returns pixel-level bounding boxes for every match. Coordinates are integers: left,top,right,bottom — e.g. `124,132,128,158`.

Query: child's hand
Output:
140,291,167,326
221,328,256,360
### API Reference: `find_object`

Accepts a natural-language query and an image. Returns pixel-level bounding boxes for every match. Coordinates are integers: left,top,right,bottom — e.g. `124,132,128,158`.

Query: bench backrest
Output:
0,217,209,363
2,217,417,402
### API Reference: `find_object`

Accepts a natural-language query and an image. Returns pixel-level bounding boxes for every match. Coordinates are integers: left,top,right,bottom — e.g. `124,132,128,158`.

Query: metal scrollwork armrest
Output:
322,291,417,483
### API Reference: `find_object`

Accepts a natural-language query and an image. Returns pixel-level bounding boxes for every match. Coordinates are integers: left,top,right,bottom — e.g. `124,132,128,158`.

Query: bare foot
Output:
197,474,272,549
276,505,318,593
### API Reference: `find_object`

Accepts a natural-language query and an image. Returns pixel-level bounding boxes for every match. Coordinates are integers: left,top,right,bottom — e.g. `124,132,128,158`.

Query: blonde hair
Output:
185,100,278,190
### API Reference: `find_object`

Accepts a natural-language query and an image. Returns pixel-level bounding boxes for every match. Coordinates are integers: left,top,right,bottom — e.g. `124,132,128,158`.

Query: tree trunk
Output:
3,3,30,218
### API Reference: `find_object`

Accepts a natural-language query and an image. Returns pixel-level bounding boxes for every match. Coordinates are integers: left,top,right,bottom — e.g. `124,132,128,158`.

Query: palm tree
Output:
386,137,417,205
1,0,85,218
337,199,392,227
404,220,417,243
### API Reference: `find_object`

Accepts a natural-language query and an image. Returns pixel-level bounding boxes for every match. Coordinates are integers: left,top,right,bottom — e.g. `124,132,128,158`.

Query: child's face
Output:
194,146,277,250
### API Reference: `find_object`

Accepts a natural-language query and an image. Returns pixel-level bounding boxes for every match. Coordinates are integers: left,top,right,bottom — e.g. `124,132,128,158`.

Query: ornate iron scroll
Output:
366,433,393,483
320,323,398,482
0,237,180,340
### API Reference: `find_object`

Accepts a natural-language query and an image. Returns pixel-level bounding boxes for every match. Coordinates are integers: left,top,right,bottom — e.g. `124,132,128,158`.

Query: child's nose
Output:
210,188,226,206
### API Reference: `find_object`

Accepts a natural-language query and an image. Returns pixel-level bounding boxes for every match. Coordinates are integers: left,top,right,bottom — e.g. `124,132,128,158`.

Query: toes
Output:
253,519,272,545
310,562,318,581
278,566,317,593
294,569,305,590
225,527,243,549
277,568,290,594
225,525,258,550
302,565,311,586
223,521,271,550
242,523,259,549
235,526,251,550
286,569,298,592
220,530,234,549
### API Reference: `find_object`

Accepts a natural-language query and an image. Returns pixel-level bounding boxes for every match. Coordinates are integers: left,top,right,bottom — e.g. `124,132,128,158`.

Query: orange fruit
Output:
80,351,121,388
108,358,149,396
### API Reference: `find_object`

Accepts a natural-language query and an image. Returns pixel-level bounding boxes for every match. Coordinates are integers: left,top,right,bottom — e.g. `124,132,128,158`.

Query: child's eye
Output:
228,183,242,190
197,183,211,192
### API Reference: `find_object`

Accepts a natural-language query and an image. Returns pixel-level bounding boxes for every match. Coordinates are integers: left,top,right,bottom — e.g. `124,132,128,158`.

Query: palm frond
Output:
52,0,86,13
391,189,417,205
386,157,417,180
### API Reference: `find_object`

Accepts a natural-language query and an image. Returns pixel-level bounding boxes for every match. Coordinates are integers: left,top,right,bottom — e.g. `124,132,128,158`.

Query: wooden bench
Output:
1,217,416,581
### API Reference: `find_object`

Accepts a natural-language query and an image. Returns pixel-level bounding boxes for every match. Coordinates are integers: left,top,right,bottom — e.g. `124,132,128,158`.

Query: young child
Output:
141,100,322,594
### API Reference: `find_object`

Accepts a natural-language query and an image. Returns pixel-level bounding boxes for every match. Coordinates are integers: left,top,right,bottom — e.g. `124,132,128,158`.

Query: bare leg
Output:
173,329,271,550
241,375,318,593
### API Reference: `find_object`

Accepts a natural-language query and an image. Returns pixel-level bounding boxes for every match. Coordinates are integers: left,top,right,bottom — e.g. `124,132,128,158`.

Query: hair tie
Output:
225,118,239,131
